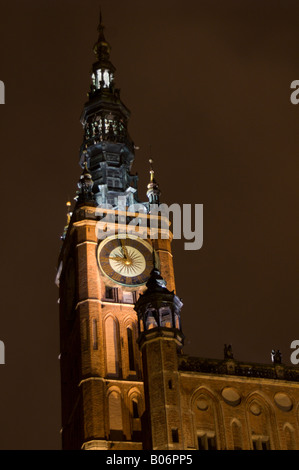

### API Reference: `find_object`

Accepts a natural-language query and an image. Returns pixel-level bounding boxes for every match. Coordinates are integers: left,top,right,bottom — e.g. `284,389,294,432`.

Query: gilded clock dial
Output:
109,243,146,277
97,235,153,286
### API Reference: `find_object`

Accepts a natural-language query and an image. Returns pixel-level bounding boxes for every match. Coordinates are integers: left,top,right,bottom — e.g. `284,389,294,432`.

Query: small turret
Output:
146,159,161,206
75,158,96,205
135,262,184,450
135,263,182,336
91,9,116,93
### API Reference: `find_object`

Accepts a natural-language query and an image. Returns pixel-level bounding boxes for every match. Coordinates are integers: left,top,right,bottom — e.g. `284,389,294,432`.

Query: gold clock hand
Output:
120,238,130,259
119,239,125,258
123,245,129,259
109,255,125,261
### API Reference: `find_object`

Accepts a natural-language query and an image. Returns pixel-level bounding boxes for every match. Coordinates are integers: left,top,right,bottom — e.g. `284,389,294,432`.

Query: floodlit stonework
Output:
57,15,299,450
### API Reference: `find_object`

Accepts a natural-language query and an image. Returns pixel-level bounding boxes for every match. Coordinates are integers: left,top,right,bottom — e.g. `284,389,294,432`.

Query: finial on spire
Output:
66,201,72,225
93,7,111,62
97,6,104,37
149,158,155,183
147,152,161,205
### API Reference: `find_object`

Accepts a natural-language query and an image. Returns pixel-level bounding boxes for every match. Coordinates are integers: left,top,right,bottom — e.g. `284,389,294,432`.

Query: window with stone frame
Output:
251,435,270,450
104,286,118,302
197,432,217,450
122,291,136,304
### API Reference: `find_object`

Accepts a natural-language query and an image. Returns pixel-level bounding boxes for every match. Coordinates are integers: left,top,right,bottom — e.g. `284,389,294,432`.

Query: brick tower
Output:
56,15,177,450
135,265,184,450
57,13,299,452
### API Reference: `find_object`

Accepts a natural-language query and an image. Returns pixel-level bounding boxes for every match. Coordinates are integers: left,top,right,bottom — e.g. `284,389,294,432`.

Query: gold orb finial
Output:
149,158,155,183
66,201,72,225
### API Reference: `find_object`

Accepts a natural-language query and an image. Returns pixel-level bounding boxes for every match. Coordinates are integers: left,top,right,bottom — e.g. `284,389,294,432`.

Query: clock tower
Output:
57,16,177,450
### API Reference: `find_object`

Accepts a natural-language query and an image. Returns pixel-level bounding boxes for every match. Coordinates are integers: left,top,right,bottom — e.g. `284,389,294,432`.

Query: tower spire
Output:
93,9,113,69
79,16,138,208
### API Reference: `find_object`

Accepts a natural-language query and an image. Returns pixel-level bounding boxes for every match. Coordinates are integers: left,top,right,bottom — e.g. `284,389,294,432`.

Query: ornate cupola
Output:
135,261,184,348
79,12,138,208
92,10,116,90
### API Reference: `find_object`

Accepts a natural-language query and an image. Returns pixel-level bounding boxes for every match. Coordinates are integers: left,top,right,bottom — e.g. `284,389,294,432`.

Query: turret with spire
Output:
146,158,161,205
75,160,96,205
134,255,184,450
135,257,183,341
91,9,116,93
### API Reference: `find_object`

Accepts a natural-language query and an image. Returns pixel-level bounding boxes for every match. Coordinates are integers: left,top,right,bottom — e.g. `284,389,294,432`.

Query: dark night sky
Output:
0,0,298,449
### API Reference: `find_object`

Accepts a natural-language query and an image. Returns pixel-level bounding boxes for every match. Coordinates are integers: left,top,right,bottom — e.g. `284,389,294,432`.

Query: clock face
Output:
97,235,153,286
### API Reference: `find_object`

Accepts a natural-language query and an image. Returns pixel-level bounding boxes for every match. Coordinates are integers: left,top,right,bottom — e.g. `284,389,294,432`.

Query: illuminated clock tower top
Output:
79,13,138,208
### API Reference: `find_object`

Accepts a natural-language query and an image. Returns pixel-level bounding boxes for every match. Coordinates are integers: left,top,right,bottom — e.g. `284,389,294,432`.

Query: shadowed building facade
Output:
56,16,299,450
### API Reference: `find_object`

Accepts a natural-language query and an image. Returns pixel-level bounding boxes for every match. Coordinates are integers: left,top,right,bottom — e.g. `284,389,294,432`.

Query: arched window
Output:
146,310,157,330
192,391,220,450
232,420,243,450
129,393,142,442
159,307,172,327
247,396,273,450
105,316,119,376
285,424,296,450
127,327,135,371
132,398,139,418
108,390,123,440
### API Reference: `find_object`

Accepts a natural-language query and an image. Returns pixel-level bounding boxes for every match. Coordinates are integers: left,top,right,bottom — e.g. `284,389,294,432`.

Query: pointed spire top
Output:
147,152,161,204
97,6,105,39
148,146,157,184
93,7,111,62
149,158,155,183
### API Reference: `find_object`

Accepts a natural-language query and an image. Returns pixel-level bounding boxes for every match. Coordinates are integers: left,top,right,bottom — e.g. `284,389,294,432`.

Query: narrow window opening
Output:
105,286,118,301
197,433,217,450
207,436,217,450
127,328,135,371
252,436,270,450
108,391,123,441
132,399,139,419
105,317,119,376
122,291,136,304
172,428,179,443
